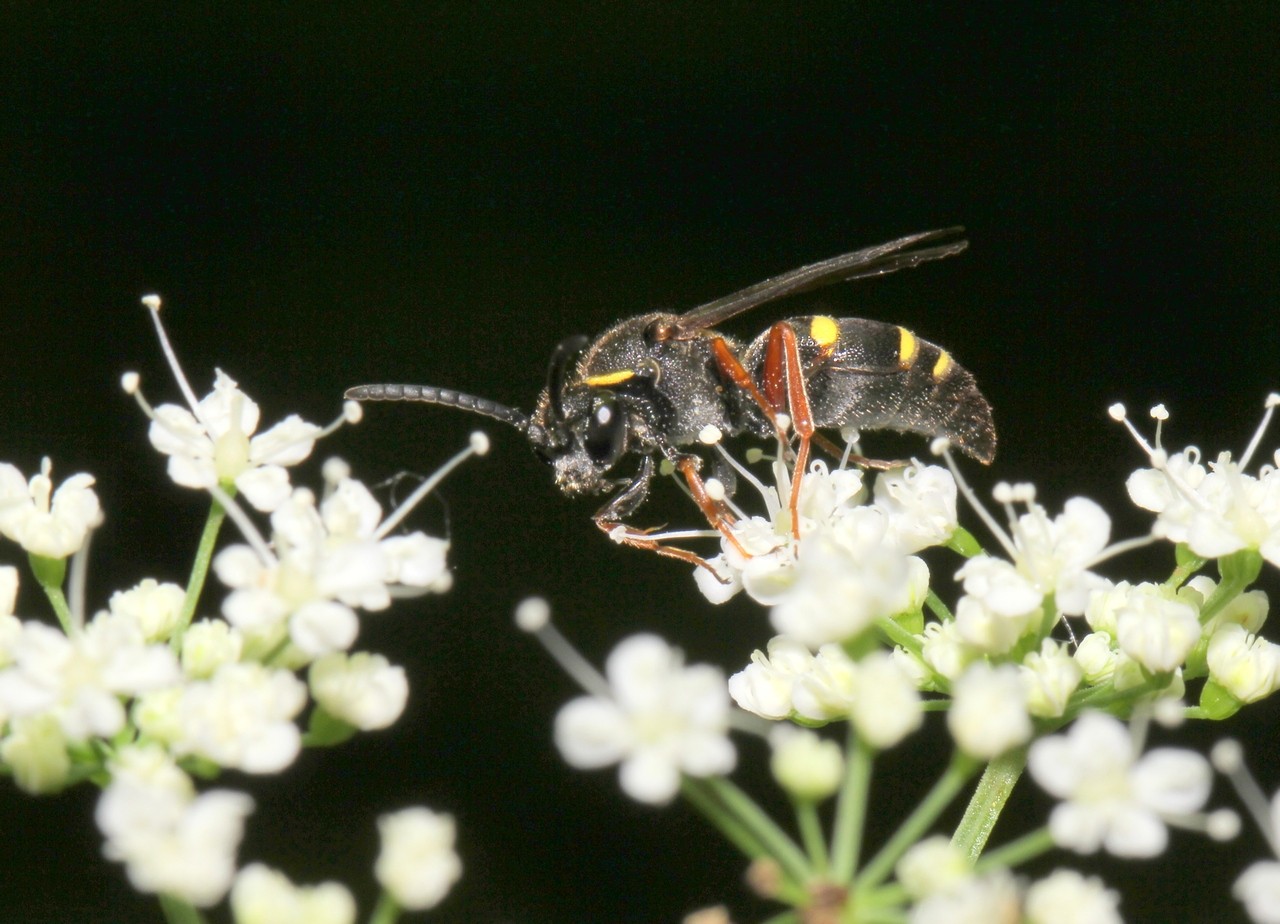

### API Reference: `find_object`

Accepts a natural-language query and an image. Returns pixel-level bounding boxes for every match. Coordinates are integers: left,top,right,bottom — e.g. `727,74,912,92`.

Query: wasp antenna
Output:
344,383,530,431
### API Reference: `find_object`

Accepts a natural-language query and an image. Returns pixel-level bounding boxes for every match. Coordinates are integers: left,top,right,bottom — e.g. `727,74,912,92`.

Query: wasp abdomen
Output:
741,316,996,464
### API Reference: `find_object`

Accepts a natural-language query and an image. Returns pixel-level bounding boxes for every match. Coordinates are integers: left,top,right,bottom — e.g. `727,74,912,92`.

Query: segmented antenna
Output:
344,384,530,430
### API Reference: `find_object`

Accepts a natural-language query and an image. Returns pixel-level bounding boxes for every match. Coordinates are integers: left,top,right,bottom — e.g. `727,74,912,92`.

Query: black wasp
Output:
346,228,995,572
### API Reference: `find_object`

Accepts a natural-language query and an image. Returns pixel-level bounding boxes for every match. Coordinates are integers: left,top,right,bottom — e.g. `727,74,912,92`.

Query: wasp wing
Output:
668,227,967,338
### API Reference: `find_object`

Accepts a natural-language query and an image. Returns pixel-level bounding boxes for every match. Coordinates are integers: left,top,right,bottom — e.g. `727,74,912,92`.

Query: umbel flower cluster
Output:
0,299,466,922
520,395,1280,923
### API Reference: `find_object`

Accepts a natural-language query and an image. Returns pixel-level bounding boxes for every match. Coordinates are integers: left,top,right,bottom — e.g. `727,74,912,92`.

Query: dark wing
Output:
668,227,967,339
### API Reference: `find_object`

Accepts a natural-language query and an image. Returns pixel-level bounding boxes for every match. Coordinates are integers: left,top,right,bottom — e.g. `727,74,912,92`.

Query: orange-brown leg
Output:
594,518,729,579
709,337,790,446
674,456,750,558
775,323,817,541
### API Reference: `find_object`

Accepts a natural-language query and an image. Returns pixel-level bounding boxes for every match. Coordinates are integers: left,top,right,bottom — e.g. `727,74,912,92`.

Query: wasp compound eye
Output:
584,395,627,467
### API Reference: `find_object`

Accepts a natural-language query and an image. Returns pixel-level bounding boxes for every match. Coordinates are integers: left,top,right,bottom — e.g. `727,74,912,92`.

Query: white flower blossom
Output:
1073,631,1118,684
0,713,70,793
309,651,408,730
845,650,923,748
172,662,307,773
555,634,735,804
0,458,102,558
947,662,1032,759
1207,624,1280,704
896,836,970,899
1112,582,1202,673
96,752,253,907
872,463,959,553
0,611,181,740
148,369,322,512
231,864,356,924
375,806,463,911
180,618,244,678
1024,869,1123,924
769,726,843,801
790,642,857,721
109,578,186,642
728,635,813,720
1028,712,1211,857
1020,639,1083,718
1236,861,1280,924
908,869,1020,924
919,620,978,682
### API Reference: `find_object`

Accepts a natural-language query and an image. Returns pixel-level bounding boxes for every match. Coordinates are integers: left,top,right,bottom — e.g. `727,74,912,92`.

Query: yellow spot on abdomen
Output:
897,327,919,369
583,369,636,387
809,315,840,348
932,350,952,379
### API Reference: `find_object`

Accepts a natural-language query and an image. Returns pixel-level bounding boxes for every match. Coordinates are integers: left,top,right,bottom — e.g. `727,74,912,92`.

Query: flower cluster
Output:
0,298,466,918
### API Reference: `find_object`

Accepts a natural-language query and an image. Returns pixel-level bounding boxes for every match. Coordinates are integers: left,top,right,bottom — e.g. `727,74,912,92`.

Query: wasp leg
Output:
765,321,818,543
592,455,733,580
709,337,790,447
670,453,751,559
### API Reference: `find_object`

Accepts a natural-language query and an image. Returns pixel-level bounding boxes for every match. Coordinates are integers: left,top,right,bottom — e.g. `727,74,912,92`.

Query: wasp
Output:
346,228,995,572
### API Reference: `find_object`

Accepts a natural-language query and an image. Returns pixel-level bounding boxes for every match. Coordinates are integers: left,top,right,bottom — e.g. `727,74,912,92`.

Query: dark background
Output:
2,4,1279,922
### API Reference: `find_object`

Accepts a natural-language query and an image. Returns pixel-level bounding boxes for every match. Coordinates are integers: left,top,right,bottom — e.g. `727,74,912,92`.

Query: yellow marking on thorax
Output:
809,315,840,348
932,350,952,379
582,369,636,387
897,327,919,369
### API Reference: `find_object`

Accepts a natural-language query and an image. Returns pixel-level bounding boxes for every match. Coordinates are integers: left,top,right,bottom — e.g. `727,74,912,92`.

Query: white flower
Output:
1073,631,1118,683
846,650,923,748
790,642,857,721
1186,576,1269,636
0,611,181,740
728,635,813,720
309,651,408,730
769,726,843,801
1020,639,1083,718
1024,869,1123,924
375,806,462,911
0,564,19,616
1112,582,1202,673
953,592,1036,655
1207,623,1280,704
109,578,186,642
0,713,70,793
1027,712,1212,857
947,662,1032,759
181,618,244,678
148,369,321,512
896,836,970,899
554,634,735,804
96,759,253,907
955,555,1042,620
231,864,356,924
919,620,978,681
1236,861,1280,924
873,463,959,552
0,458,101,558
908,869,1020,924
173,662,307,773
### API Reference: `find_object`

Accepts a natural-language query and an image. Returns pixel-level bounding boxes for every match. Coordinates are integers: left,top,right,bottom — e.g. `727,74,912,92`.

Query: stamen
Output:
66,513,101,634
142,295,210,430
513,598,612,699
1239,393,1280,470
374,433,487,540
715,444,777,518
1211,739,1278,854
936,443,1019,560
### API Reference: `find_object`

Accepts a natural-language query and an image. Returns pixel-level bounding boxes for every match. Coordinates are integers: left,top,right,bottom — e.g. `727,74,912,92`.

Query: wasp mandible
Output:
346,228,995,571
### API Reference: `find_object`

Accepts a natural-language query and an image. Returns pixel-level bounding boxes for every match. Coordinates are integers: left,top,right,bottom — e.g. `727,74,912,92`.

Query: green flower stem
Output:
951,748,1026,862
973,826,1054,872
368,892,400,924
946,526,985,558
924,589,953,623
855,751,979,890
830,730,873,882
1164,550,1207,590
158,894,205,924
682,777,812,888
176,498,228,642
875,615,920,657
795,798,830,873
1199,549,1263,624
28,553,72,633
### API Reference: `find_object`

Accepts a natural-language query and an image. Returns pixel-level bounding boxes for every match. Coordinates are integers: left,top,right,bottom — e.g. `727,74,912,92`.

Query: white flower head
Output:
109,578,186,643
0,458,102,558
1207,623,1280,705
1027,712,1212,857
768,726,843,801
1112,582,1202,673
96,761,253,907
896,835,970,900
231,864,356,924
1119,396,1280,567
790,642,858,721
172,662,307,774
180,618,244,678
554,634,735,804
1235,861,1280,924
0,713,71,794
947,662,1032,759
1024,869,1123,924
846,650,923,748
908,868,1020,924
872,462,959,553
309,651,409,731
0,611,181,740
728,636,814,720
147,369,322,512
375,806,463,911
1020,639,1083,719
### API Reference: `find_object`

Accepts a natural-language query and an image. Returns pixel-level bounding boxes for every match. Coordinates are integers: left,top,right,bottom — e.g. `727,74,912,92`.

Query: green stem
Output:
973,826,1054,872
1198,549,1263,625
855,751,979,890
946,526,985,558
795,799,829,873
158,894,205,924
29,553,72,633
683,777,812,887
368,892,400,924
830,730,873,882
951,748,1026,862
924,589,953,622
176,499,228,642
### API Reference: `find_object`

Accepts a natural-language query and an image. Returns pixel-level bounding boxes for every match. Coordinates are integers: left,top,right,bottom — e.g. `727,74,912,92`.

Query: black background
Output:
2,4,1280,922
